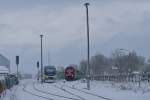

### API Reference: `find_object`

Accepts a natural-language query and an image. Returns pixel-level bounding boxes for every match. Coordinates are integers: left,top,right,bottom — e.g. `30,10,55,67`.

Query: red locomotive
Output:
65,66,75,81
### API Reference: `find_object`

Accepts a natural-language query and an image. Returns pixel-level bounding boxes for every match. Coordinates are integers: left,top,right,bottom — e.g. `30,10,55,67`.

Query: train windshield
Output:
44,68,56,75
46,68,55,73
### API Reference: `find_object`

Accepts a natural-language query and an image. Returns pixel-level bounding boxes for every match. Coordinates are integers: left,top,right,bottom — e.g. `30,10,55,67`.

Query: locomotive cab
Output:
44,66,56,83
65,66,75,81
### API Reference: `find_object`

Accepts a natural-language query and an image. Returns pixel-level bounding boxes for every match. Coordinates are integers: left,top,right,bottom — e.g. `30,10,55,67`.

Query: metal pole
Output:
16,55,19,78
37,66,39,82
40,35,43,83
48,52,50,65
84,2,90,90
37,61,39,82
17,64,18,78
9,62,10,74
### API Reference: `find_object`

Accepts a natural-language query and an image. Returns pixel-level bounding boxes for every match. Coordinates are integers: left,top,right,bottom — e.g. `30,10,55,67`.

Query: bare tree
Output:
90,54,109,75
79,60,87,77
128,51,145,73
111,49,145,73
79,49,146,78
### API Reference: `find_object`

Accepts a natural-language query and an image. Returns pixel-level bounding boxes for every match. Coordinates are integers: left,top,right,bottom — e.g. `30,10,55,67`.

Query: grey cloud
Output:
0,1,150,74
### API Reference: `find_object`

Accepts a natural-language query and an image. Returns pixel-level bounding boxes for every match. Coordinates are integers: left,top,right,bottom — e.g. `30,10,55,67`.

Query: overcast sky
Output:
0,0,150,74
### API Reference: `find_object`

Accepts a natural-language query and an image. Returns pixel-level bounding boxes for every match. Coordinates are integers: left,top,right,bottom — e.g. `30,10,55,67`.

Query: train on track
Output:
64,66,81,81
65,66,75,81
43,66,56,83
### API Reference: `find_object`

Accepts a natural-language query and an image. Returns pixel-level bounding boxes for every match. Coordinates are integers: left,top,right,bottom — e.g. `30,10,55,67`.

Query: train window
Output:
46,69,54,73
44,68,56,75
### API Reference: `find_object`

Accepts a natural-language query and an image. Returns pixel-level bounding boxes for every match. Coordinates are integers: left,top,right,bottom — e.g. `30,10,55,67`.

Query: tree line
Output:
79,49,150,77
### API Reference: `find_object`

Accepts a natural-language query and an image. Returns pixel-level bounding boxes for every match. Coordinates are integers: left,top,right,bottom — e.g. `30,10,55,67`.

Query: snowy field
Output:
1,79,150,100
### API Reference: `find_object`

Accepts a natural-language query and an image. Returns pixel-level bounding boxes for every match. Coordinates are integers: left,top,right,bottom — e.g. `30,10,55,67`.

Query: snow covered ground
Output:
60,80,150,100
1,79,150,100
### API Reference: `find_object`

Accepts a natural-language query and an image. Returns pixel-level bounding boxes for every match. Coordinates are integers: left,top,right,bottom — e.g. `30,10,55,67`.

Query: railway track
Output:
22,82,54,100
54,85,86,100
10,85,19,100
22,81,112,100
58,82,113,100
33,82,82,100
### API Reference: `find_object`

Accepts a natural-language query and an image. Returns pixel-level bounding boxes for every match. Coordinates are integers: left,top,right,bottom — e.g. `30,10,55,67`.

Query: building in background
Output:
0,66,9,76
0,54,10,73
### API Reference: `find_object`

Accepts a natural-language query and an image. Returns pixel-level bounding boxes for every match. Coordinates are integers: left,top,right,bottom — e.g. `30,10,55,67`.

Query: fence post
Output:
138,73,141,87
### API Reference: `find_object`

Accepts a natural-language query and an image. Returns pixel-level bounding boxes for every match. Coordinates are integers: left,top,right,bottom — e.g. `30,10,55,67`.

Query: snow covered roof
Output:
111,66,118,70
132,71,140,74
0,76,5,80
0,66,9,74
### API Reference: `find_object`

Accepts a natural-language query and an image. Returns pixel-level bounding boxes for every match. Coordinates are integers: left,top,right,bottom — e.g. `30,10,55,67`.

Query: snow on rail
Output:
33,82,81,100
22,83,54,100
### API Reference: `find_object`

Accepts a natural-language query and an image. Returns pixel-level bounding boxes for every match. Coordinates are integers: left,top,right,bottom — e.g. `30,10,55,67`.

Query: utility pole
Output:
37,61,40,82
48,52,50,65
84,2,90,90
16,56,19,78
40,35,44,83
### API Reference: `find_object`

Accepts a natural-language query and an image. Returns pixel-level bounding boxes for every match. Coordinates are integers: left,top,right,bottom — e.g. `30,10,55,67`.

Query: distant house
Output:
0,54,10,72
0,66,9,75
108,66,119,75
